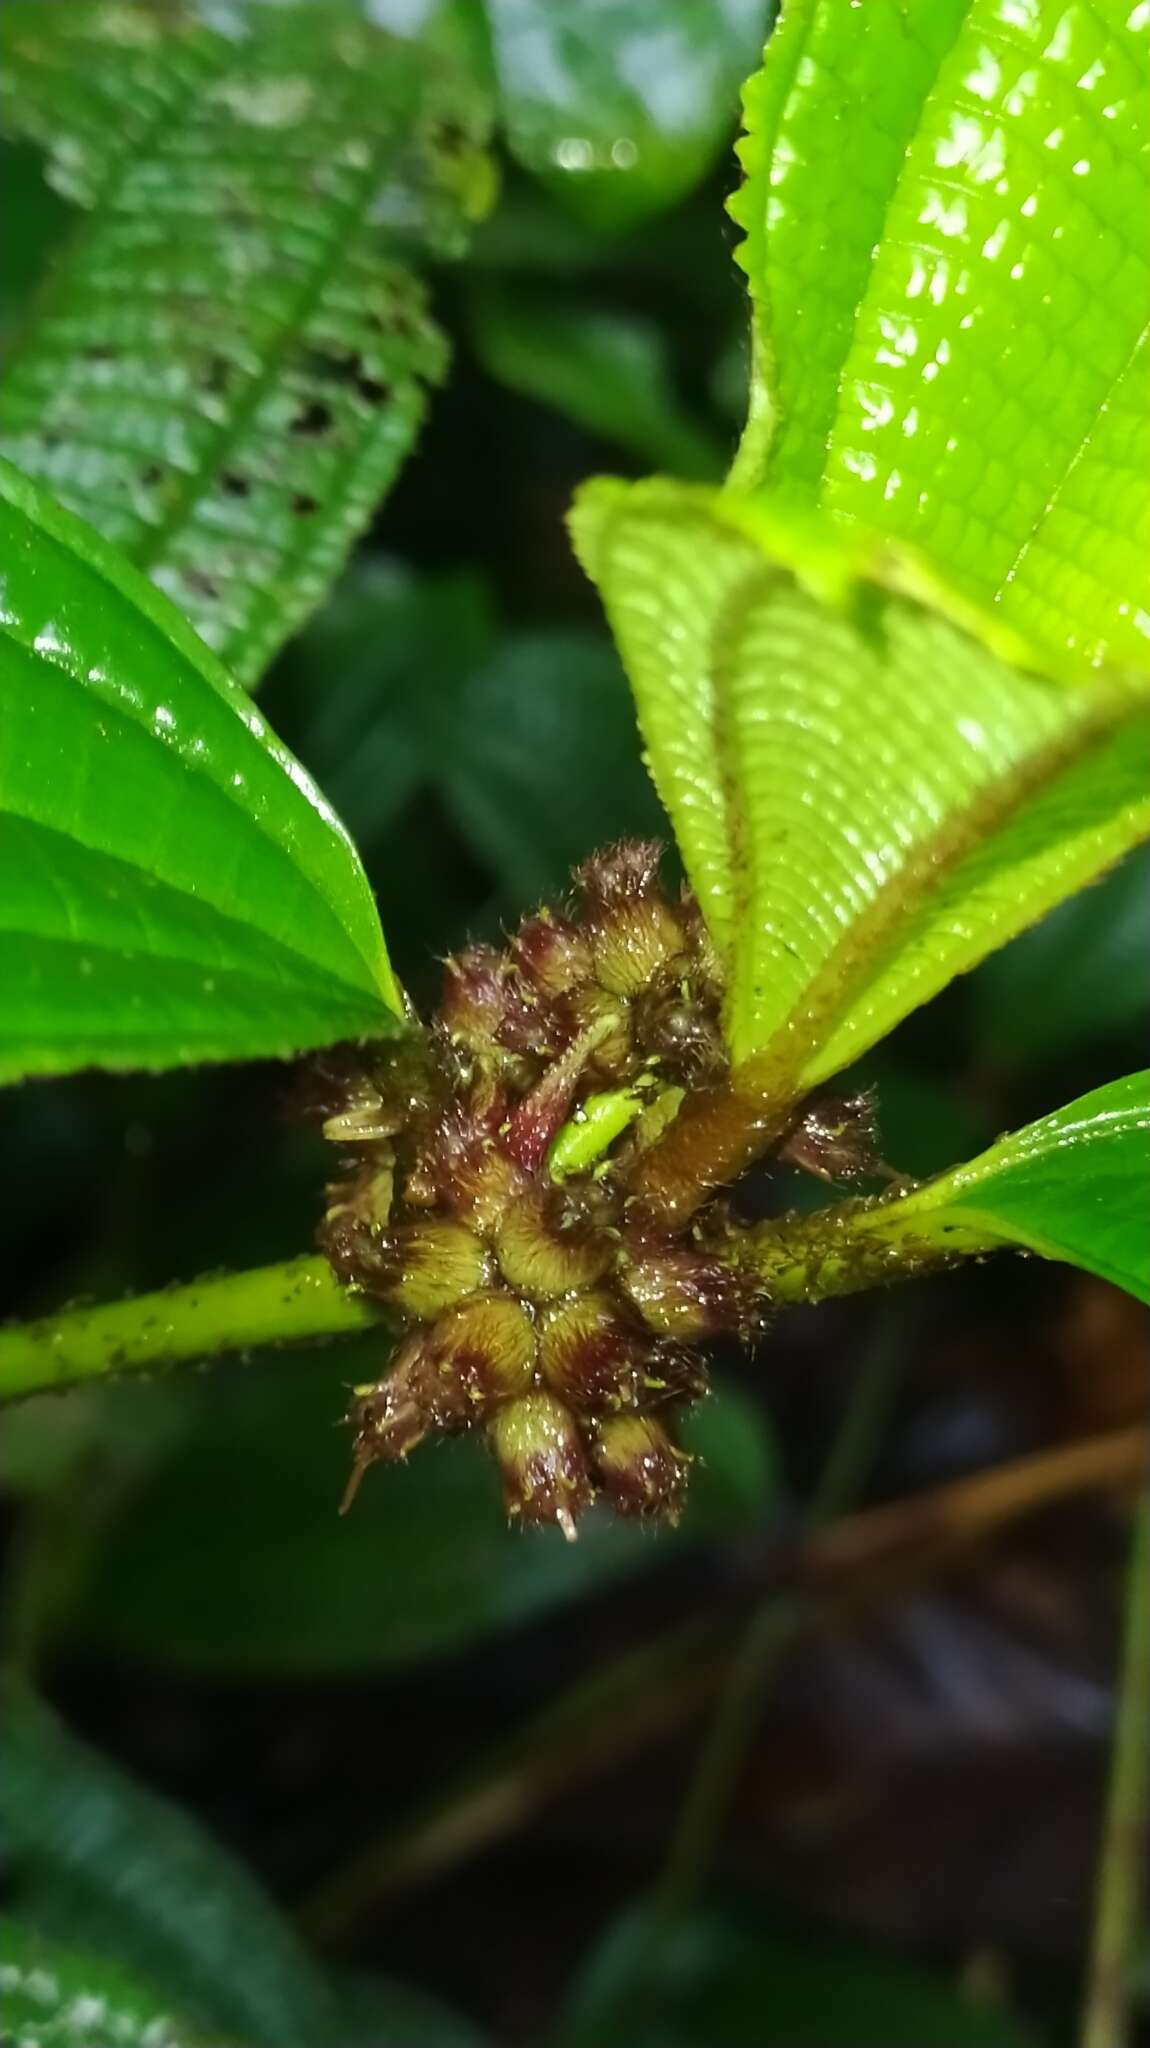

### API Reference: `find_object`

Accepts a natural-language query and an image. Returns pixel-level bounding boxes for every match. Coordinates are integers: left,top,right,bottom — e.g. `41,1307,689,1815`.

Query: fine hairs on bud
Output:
489,1391,593,1541
319,835,873,1534
590,1413,690,1522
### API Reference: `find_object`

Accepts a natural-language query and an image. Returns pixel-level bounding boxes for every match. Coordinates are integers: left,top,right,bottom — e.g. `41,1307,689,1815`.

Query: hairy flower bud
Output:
489,1391,593,1540
494,1186,615,1298
632,976,726,1085
421,1292,538,1422
537,1291,649,1410
780,1089,885,1184
576,842,688,997
341,1334,432,1511
439,945,549,1072
590,1414,689,1522
512,911,593,997
619,1243,744,1339
377,1218,491,1316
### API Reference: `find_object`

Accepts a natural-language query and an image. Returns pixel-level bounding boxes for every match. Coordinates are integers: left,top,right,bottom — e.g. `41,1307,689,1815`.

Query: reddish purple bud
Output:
780,1090,885,1184
574,840,664,904
632,976,726,1084
421,1292,538,1423
590,1414,690,1522
494,1185,615,1299
375,1218,491,1316
537,1292,650,1410
489,1391,594,1540
619,1244,745,1339
575,844,688,997
341,1334,432,1510
513,911,594,998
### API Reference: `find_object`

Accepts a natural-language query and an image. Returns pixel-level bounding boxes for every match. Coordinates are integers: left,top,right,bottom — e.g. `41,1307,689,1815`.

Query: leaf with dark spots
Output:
0,1,494,688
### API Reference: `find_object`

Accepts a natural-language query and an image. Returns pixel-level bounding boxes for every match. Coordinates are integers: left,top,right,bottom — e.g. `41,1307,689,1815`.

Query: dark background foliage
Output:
1,8,1148,2042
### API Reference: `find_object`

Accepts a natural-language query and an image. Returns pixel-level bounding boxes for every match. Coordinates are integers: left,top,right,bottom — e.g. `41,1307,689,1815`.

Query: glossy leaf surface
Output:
485,0,773,229
0,1,492,686
729,0,1150,668
0,461,400,1081
571,480,1150,1088
872,1070,1150,1301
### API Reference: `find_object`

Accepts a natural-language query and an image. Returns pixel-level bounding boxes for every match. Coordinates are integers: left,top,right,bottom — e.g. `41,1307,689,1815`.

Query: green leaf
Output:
70,1346,777,1675
729,0,1150,669
0,1918,202,2048
859,1070,1150,1301
485,0,774,230
571,479,1150,1091
469,281,725,477
0,459,400,1081
0,1690,339,2046
0,0,493,686
555,1901,1034,2048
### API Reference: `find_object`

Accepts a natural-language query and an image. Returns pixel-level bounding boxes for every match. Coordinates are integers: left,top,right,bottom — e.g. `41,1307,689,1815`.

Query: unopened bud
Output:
422,1292,538,1422
489,1391,593,1540
780,1090,885,1184
590,1414,689,1522
633,978,725,1085
537,1292,649,1410
513,911,593,997
341,1335,431,1510
427,1101,531,1232
566,984,634,1082
495,1186,614,1298
619,1244,743,1338
576,843,687,997
380,1218,491,1316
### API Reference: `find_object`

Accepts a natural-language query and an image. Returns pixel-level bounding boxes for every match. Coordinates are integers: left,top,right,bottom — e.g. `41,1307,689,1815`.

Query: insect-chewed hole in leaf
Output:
202,354,234,396
290,397,334,439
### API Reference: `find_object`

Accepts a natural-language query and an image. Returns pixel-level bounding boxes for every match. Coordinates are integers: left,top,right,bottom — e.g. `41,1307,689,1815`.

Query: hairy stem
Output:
1081,1471,1150,2048
729,1197,1004,1302
0,1256,381,1402
0,1184,1009,1406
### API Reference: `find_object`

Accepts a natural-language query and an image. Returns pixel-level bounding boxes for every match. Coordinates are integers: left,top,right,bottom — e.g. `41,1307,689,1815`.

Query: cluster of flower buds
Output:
318,843,750,1536
317,841,893,1536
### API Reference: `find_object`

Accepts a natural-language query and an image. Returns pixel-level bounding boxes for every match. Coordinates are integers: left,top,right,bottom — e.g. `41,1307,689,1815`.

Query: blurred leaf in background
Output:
485,0,776,230
0,1690,486,2047
64,1348,777,1676
555,1900,1035,2047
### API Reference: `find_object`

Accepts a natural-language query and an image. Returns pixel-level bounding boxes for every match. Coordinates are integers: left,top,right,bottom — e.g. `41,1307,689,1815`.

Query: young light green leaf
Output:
729,0,1150,669
0,459,401,1081
485,0,773,230
0,1,492,687
0,1919,201,2048
571,479,1150,1090
850,1071,1150,1302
